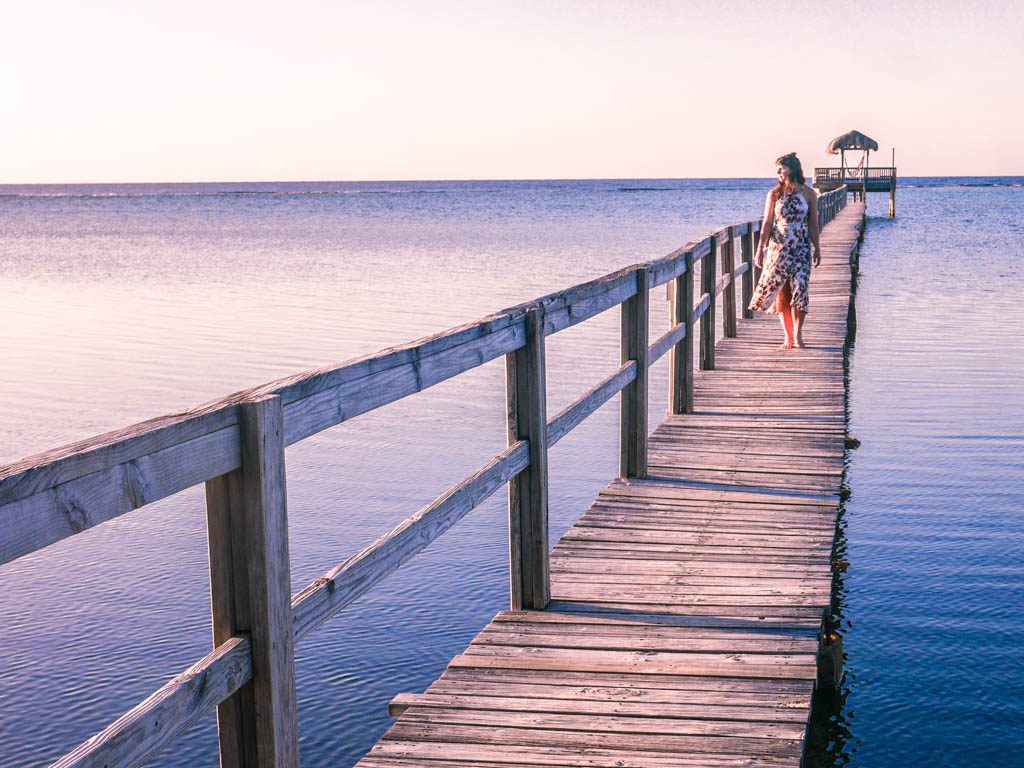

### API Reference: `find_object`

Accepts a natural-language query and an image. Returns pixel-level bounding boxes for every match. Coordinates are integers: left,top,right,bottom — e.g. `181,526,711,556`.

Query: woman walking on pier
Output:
749,152,821,348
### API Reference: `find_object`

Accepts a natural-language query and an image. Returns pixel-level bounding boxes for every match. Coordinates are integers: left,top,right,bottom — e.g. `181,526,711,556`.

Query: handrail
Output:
6,185,849,768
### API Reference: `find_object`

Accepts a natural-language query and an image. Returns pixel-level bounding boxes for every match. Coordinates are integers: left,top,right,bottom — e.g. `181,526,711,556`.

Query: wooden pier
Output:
815,129,895,216
0,188,863,768
361,202,865,767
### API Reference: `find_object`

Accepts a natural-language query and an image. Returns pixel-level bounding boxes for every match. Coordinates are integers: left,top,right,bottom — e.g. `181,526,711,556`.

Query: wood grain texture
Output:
291,440,529,643
740,228,755,320
700,235,718,371
206,395,299,768
721,227,738,338
668,252,695,415
507,307,551,610
548,362,636,448
620,268,650,480
648,321,687,367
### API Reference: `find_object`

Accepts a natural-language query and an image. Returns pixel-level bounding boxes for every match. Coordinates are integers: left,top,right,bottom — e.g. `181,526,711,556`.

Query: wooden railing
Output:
1,186,848,768
815,166,896,189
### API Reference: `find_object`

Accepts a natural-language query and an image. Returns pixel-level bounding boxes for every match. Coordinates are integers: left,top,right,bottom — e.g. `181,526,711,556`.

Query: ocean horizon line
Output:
1,173,1023,188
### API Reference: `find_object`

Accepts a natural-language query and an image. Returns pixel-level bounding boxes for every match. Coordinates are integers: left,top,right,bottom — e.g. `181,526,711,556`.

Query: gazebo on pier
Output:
814,129,896,216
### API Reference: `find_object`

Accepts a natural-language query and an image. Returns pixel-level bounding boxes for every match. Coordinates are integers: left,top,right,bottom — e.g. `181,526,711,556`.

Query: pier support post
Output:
818,616,845,689
740,228,754,319
205,395,300,768
506,305,550,611
721,227,737,338
621,267,649,478
699,235,717,371
669,251,695,414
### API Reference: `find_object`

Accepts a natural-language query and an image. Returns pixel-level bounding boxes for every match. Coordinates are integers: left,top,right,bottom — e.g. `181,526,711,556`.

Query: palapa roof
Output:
827,130,879,154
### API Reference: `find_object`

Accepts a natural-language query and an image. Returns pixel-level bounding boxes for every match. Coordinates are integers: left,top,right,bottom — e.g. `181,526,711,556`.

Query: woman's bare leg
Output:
776,284,794,349
793,308,806,347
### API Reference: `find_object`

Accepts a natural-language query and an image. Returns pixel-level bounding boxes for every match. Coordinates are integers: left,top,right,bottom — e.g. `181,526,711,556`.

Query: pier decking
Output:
359,203,865,768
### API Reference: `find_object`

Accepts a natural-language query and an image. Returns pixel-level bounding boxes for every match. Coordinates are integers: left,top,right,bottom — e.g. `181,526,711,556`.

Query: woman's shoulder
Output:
800,184,817,202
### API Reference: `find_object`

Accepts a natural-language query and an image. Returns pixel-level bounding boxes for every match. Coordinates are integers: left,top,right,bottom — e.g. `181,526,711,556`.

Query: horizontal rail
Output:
715,273,731,295
50,636,252,768
535,268,639,336
547,362,637,448
647,322,687,366
644,224,732,291
692,292,713,323
734,262,750,277
290,439,529,644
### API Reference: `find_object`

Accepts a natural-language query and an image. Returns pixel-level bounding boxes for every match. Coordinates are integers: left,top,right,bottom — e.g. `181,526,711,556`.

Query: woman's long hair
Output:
774,152,805,199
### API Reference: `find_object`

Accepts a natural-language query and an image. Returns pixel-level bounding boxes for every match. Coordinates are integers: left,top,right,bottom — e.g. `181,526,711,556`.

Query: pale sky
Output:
2,0,1021,183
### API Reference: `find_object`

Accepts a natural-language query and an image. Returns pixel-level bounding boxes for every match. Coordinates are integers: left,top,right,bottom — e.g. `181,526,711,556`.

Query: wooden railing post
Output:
699,235,717,371
205,394,299,768
506,305,550,611
721,227,737,338
752,224,763,286
740,227,755,319
669,251,695,415
620,267,649,478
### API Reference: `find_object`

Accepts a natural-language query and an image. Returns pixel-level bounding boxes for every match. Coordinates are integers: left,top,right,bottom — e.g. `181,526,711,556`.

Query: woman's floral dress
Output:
749,189,812,313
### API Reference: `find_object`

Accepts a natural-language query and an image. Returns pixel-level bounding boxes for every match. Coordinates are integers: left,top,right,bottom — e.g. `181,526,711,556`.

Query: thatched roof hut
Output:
827,130,879,154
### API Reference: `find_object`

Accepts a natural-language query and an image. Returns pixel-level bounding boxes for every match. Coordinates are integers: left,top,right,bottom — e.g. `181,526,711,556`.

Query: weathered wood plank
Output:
448,647,820,678
470,630,819,654
394,706,807,739
362,740,797,768
419,679,811,708
437,663,817,693
379,721,804,758
388,691,810,721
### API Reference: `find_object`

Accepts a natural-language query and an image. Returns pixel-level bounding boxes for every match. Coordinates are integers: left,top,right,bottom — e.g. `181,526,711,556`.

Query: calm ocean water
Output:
0,177,1021,767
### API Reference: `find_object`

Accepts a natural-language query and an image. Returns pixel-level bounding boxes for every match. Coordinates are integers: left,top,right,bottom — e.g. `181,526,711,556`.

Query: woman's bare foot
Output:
779,340,793,350
794,338,805,348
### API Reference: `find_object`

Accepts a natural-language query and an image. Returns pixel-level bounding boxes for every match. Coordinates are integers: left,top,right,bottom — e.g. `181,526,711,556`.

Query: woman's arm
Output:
755,190,776,267
804,186,821,267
